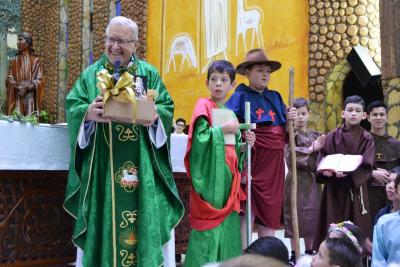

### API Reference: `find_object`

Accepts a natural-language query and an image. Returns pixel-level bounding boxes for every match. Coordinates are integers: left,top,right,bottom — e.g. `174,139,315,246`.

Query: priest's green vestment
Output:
64,54,184,267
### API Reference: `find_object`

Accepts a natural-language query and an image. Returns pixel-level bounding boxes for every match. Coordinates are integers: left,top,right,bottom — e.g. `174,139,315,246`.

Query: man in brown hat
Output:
226,48,297,247
5,32,44,116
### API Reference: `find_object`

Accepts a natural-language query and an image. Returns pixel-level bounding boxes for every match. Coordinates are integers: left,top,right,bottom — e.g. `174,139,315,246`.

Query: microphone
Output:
113,60,121,84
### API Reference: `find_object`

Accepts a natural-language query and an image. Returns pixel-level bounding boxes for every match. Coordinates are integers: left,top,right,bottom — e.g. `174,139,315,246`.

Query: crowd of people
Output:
58,15,400,267
183,47,400,266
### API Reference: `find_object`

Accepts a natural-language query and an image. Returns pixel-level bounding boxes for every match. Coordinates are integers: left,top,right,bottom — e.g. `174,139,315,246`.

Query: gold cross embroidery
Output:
116,125,138,141
122,128,134,141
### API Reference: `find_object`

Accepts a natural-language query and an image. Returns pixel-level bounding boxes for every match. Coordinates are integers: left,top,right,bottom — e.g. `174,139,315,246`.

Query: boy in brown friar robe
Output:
313,95,375,250
283,98,325,260
366,100,400,223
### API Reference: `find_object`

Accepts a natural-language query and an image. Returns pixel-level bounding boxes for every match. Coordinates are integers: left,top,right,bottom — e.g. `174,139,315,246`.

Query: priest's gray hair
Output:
106,16,138,41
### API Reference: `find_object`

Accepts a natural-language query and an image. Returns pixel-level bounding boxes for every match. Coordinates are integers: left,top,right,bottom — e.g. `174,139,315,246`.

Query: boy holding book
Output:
225,48,297,243
314,95,375,250
283,97,325,261
184,60,255,267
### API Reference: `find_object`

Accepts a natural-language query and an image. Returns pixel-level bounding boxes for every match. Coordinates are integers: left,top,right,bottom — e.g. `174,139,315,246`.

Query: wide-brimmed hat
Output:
236,49,282,75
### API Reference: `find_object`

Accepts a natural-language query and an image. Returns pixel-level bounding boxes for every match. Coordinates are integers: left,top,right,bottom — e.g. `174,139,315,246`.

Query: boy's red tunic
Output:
250,126,286,228
225,83,287,228
184,98,245,231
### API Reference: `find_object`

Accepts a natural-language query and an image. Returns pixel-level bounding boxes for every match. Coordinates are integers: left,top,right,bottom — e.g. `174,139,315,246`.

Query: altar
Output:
0,120,190,266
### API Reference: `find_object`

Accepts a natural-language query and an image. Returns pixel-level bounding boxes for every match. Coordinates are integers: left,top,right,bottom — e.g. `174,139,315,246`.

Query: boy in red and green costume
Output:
184,60,255,266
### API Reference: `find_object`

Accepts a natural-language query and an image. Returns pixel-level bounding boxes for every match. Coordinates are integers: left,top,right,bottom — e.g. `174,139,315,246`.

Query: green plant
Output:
0,110,39,125
39,110,50,123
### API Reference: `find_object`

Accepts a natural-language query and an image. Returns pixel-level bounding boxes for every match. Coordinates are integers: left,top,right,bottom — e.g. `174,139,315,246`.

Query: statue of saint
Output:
5,32,44,116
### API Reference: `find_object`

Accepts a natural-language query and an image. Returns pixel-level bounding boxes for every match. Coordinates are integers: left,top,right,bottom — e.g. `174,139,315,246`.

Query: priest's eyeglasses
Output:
106,37,135,46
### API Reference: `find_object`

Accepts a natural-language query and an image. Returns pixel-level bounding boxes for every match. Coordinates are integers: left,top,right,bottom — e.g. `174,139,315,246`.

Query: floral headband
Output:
328,221,363,253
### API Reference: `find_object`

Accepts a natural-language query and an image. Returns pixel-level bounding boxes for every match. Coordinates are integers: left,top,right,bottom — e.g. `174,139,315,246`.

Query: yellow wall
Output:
147,0,309,122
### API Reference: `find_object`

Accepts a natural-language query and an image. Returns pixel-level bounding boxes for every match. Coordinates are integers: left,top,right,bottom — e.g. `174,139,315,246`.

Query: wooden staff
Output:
288,66,300,260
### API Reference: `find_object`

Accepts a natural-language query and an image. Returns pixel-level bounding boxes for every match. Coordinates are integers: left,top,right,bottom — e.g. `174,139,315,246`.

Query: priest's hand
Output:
86,96,111,123
222,119,239,134
136,107,158,127
372,168,389,185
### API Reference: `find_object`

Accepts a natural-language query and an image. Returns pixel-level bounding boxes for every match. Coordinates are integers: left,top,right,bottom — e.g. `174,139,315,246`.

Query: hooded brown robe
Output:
313,125,375,250
368,133,400,223
284,130,322,238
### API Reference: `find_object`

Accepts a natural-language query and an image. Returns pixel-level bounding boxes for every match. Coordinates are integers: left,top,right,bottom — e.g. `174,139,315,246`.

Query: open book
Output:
212,108,235,145
317,154,363,173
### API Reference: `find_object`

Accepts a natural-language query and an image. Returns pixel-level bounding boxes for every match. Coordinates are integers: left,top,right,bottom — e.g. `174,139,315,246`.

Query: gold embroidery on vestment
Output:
120,211,138,228
116,124,139,141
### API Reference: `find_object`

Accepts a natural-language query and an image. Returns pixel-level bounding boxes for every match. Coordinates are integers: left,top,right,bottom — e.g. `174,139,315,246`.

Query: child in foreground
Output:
311,238,363,267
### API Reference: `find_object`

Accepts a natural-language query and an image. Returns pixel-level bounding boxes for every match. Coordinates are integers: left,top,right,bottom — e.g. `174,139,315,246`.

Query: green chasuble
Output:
64,54,184,267
184,104,244,267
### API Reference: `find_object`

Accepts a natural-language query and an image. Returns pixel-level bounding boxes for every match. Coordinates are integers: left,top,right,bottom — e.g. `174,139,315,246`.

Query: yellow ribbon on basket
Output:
96,69,137,121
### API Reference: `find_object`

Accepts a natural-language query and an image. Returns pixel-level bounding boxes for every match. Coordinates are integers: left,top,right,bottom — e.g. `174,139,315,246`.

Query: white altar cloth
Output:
0,120,70,170
0,120,188,173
